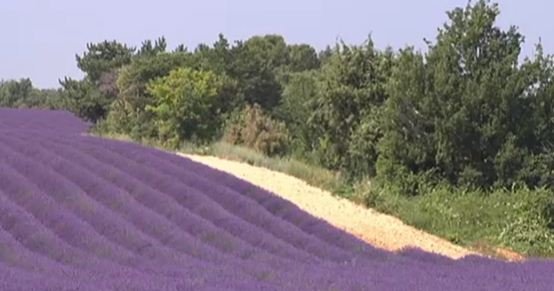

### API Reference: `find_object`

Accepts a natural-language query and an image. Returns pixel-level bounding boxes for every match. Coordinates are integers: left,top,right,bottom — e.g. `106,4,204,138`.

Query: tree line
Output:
3,1,554,196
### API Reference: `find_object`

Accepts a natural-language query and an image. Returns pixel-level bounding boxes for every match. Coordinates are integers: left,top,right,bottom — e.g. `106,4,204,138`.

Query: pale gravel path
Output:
180,153,478,260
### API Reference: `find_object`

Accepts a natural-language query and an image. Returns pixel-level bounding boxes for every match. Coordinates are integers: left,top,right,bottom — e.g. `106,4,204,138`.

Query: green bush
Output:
363,182,554,256
147,67,228,147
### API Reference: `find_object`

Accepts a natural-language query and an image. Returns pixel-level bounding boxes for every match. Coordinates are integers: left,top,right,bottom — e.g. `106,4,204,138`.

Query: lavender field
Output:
0,108,552,291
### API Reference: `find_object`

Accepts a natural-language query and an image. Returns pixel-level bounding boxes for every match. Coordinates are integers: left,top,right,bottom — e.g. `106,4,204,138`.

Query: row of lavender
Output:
0,108,552,290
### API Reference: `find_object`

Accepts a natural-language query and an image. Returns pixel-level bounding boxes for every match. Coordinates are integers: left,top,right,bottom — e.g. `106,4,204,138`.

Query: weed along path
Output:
180,153,477,260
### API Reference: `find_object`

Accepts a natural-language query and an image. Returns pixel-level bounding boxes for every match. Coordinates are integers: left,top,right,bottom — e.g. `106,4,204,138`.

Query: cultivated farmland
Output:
0,108,553,290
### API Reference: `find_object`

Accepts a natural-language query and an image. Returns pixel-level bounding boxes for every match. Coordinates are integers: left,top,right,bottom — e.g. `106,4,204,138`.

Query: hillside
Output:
0,108,553,290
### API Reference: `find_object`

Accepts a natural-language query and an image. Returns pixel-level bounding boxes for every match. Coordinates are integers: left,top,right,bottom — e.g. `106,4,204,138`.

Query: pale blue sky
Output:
1,0,553,88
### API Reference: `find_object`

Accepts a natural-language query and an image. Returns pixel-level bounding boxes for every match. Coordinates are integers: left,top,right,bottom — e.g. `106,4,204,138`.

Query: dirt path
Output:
180,154,477,259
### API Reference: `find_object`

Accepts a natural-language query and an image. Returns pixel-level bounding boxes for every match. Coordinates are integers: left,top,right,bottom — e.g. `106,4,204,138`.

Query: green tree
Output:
287,44,320,72
378,0,554,192
376,48,430,194
104,51,194,137
0,79,67,109
0,79,34,107
309,39,393,177
229,35,289,110
278,70,319,156
62,40,135,122
146,67,227,145
137,37,167,57
194,34,234,74
36,88,67,109
59,77,108,122
76,40,135,83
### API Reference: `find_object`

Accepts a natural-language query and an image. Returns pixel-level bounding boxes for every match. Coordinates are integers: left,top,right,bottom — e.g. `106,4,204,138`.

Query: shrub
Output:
363,181,554,256
223,104,289,156
147,67,227,147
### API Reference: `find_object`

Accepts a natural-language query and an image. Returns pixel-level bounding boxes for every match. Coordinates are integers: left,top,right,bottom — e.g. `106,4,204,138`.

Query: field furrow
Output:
1,108,554,290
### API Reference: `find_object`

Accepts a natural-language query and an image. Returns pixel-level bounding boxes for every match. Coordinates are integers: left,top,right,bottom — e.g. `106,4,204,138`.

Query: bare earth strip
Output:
180,153,477,260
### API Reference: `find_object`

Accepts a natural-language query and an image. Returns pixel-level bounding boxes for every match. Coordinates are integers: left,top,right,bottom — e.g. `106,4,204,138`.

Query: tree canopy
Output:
3,0,553,194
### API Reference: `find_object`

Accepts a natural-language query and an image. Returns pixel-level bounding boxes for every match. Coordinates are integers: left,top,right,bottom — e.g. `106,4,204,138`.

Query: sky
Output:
1,0,553,88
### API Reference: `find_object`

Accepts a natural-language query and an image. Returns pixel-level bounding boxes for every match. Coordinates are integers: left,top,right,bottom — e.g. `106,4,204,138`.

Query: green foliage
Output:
286,44,320,72
346,106,386,177
277,70,319,157
117,51,192,109
137,37,168,57
147,67,227,146
103,51,195,138
497,188,554,255
61,40,135,122
0,79,66,109
32,88,68,109
59,77,110,122
76,40,134,83
194,34,234,75
364,182,554,256
309,39,393,177
378,0,554,192
223,104,289,156
228,35,290,110
0,79,34,107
